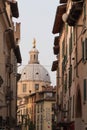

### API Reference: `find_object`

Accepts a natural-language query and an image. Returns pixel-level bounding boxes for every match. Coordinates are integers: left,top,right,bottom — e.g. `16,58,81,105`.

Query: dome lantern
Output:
28,38,39,64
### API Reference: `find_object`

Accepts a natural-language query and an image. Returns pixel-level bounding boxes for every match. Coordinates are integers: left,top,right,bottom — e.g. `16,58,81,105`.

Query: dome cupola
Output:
28,38,39,64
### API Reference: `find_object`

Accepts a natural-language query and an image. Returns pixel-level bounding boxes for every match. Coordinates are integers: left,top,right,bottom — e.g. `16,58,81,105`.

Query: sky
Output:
14,0,59,86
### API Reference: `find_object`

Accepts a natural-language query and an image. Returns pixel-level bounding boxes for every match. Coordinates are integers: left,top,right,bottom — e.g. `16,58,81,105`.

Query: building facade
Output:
52,0,87,130
0,0,21,130
35,86,56,130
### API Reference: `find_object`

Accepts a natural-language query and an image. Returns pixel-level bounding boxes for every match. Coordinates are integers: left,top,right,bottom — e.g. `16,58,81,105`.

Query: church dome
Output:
20,64,51,82
20,39,51,83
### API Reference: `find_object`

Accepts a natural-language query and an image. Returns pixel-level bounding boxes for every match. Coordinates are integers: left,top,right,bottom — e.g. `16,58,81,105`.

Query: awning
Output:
67,2,83,26
52,4,66,34
51,60,58,71
14,45,22,63
10,2,19,18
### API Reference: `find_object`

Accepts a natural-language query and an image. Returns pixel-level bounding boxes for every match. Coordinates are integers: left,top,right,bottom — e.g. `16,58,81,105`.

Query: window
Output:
34,54,35,60
69,33,72,55
82,38,87,62
62,39,65,57
83,4,86,20
41,104,43,112
52,103,55,111
83,79,87,102
22,84,26,92
35,84,39,90
69,65,72,88
64,74,67,93
71,95,75,118
37,105,39,113
46,93,52,98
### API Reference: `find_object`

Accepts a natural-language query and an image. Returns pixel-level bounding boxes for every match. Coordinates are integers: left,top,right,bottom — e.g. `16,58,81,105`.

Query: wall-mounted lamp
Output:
62,13,68,23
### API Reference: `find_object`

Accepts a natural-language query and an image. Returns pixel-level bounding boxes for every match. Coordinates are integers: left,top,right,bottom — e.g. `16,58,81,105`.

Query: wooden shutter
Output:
83,79,86,101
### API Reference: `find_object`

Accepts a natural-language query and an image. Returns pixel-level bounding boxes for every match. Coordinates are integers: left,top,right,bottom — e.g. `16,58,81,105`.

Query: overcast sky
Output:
14,0,59,86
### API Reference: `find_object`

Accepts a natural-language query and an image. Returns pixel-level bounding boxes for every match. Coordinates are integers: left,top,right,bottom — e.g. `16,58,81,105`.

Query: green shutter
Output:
83,4,86,19
85,38,87,60
62,40,65,57
69,33,72,55
69,65,72,87
84,79,86,101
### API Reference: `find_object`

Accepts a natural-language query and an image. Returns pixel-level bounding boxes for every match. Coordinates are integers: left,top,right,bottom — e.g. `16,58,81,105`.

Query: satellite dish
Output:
62,13,68,23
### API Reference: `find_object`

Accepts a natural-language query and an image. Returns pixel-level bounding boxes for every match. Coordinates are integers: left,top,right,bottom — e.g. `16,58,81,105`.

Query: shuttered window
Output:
62,39,65,58
83,79,87,101
69,65,72,88
82,38,87,62
69,33,72,55
83,4,86,20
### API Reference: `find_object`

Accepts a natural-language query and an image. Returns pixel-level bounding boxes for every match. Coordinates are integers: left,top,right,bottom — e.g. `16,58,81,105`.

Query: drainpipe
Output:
76,26,79,78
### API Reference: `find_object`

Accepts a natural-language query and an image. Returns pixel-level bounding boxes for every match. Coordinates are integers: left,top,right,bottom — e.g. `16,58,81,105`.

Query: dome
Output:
20,64,51,83
19,39,51,83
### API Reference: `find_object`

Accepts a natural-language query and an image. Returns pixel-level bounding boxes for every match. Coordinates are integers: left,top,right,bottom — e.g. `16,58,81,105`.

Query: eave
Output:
52,4,66,34
53,36,60,55
53,45,59,55
14,45,22,63
59,0,67,3
10,1,19,18
51,60,58,71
